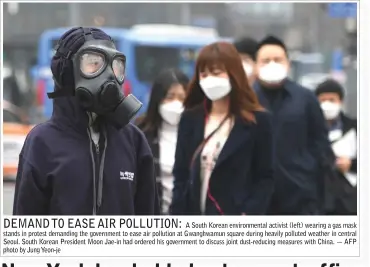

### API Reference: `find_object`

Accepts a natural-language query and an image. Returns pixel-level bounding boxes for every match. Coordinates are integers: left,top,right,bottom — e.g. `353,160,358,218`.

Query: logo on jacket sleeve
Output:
120,171,134,181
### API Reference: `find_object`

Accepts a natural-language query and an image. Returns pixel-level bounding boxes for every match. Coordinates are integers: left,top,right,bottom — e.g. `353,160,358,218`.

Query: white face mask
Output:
159,100,184,125
199,76,231,101
258,61,288,84
243,62,254,77
320,101,341,120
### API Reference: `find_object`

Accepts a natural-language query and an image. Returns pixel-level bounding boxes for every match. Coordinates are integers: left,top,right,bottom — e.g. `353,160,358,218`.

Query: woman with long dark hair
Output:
137,69,189,214
170,42,274,215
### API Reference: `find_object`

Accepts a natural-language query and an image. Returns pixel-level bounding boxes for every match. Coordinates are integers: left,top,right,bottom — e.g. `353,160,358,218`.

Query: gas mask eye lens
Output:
112,58,125,83
80,52,105,76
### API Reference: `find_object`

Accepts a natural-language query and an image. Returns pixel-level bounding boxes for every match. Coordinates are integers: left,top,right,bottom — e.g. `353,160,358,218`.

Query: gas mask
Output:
49,38,142,129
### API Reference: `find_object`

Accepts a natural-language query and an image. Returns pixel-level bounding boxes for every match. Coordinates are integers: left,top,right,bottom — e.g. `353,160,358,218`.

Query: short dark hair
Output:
256,35,288,57
233,37,258,61
315,79,345,100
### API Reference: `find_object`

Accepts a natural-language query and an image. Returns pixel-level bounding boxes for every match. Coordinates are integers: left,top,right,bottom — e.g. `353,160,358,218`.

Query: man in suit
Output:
253,35,331,215
315,79,357,215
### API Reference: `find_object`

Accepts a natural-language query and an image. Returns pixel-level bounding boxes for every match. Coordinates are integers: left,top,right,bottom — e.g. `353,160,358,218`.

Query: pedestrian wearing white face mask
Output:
136,69,189,215
171,42,274,215
253,35,331,215
233,37,258,86
315,79,357,215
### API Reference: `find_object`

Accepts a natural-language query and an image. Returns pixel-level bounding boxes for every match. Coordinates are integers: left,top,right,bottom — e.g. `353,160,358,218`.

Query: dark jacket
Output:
341,113,357,174
170,105,274,215
13,96,158,215
325,113,357,215
254,79,331,215
135,123,163,214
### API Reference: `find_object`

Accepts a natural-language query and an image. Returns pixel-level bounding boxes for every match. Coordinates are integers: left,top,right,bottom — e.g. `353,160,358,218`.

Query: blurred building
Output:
3,2,357,117
3,3,351,52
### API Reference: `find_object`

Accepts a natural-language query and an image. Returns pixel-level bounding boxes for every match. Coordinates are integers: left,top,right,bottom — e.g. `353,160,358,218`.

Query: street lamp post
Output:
68,3,81,26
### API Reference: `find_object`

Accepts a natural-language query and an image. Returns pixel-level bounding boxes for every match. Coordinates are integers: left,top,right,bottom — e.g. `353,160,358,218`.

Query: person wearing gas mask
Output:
13,27,158,215
233,37,258,86
136,68,189,215
170,41,274,215
253,35,330,215
315,79,357,215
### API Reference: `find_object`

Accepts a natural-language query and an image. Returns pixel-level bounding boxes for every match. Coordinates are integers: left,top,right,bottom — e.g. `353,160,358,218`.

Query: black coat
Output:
136,122,162,215
341,114,357,173
325,113,357,215
170,105,275,215
254,79,331,215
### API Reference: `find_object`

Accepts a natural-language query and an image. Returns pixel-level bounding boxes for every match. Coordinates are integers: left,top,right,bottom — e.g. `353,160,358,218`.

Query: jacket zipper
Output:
87,126,107,215
86,129,97,215
87,128,102,215
94,142,101,214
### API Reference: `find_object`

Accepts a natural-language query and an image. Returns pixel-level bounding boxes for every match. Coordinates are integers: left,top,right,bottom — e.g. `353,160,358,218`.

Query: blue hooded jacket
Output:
13,27,158,215
13,95,157,215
